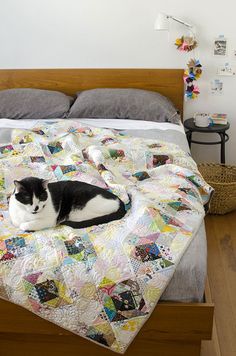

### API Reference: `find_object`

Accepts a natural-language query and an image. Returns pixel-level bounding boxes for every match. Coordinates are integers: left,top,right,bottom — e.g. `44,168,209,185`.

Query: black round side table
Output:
184,118,230,164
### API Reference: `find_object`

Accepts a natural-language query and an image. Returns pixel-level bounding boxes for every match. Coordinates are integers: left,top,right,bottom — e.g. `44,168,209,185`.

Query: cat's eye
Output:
20,194,32,204
40,192,47,201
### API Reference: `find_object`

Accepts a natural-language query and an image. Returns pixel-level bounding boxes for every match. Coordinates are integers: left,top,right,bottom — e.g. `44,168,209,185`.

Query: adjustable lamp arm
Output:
167,15,193,29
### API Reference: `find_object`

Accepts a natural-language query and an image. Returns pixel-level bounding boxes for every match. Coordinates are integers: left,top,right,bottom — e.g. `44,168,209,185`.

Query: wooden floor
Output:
201,211,236,356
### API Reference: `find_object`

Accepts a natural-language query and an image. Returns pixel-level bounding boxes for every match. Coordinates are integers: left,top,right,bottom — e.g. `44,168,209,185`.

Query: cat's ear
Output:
42,180,49,190
14,180,24,192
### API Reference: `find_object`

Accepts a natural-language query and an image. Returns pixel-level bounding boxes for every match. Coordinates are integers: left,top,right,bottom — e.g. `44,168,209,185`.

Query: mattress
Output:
0,118,207,302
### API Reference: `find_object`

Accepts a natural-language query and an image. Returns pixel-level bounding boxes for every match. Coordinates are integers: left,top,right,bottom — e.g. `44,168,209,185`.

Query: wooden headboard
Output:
0,68,184,117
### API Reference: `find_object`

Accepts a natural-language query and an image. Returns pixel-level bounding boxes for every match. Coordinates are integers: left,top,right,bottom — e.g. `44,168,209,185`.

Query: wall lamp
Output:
154,12,195,34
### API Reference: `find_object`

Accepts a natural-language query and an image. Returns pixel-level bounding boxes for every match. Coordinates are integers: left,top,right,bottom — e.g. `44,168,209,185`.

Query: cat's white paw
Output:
20,222,35,232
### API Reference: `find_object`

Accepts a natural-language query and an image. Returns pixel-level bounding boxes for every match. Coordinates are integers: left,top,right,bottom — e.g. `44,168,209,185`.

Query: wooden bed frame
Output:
0,68,184,119
0,68,214,356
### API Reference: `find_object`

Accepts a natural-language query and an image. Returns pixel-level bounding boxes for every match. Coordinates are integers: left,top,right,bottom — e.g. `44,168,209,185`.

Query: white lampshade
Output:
154,13,169,31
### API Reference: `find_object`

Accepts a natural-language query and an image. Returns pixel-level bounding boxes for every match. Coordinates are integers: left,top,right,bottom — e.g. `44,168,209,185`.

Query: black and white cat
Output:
9,177,126,231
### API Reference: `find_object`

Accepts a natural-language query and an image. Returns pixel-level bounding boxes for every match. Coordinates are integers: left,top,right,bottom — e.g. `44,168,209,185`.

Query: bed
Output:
0,68,214,356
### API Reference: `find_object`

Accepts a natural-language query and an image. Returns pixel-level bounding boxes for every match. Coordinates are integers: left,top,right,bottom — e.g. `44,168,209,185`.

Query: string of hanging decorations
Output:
175,35,202,99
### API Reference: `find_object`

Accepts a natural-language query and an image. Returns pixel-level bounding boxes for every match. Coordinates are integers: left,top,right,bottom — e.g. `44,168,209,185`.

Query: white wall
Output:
1,0,236,164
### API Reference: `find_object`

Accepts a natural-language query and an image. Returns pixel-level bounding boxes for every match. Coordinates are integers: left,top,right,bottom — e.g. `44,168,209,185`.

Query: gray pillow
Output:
0,88,74,119
67,88,180,124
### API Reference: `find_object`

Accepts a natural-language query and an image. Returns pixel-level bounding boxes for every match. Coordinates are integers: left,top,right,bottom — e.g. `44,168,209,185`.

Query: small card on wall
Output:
213,36,228,56
211,79,224,95
217,63,236,76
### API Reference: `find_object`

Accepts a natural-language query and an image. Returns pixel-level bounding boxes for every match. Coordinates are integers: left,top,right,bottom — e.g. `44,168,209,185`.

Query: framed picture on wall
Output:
217,63,236,76
210,79,224,95
213,37,228,56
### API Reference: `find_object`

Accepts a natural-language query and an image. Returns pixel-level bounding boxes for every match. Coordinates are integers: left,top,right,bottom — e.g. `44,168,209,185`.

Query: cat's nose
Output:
34,206,39,211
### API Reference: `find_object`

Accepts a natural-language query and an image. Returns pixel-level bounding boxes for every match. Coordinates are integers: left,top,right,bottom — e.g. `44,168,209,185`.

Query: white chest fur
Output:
9,195,30,227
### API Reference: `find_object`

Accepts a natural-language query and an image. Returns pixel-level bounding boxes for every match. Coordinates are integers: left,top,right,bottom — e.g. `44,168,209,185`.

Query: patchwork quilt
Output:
0,120,212,353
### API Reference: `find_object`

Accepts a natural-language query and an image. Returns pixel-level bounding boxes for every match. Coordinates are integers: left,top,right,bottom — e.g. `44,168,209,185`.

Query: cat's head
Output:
13,177,49,214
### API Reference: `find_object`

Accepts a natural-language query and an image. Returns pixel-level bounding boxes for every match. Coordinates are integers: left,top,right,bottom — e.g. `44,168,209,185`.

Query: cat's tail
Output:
61,199,126,229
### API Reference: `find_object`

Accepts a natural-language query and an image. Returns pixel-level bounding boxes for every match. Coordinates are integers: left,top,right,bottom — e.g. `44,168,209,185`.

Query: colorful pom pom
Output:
175,36,198,52
183,58,202,99
174,34,201,100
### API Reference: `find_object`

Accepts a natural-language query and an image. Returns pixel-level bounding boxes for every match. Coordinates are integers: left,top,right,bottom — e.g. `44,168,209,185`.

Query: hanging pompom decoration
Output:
184,59,202,83
175,36,198,52
187,58,202,78
184,58,202,99
185,84,200,99
174,32,201,100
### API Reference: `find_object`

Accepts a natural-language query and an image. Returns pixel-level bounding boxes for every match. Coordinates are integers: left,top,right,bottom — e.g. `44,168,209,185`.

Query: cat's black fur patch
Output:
14,178,48,206
48,180,126,225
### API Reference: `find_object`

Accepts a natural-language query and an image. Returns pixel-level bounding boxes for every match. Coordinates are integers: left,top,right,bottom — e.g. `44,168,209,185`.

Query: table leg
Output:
186,131,192,149
219,132,226,164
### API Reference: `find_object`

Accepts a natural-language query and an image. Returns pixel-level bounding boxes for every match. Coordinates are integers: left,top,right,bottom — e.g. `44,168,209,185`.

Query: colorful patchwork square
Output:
0,144,14,156
101,137,118,145
65,238,84,255
168,199,191,212
47,142,63,155
156,155,172,166
6,236,26,250
130,255,174,277
30,156,46,163
127,237,174,275
64,235,97,270
132,171,150,181
51,165,78,180
108,149,125,160
60,165,77,174
86,321,116,347
153,155,172,167
112,290,136,311
178,187,198,199
32,129,46,136
35,279,59,303
19,134,33,144
146,153,172,169
23,270,73,310
135,243,162,262
0,235,34,262
159,211,184,228
99,279,147,322
68,126,93,136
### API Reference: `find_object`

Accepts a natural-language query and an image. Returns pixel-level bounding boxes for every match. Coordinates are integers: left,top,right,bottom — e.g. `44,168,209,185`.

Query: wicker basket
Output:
198,163,236,215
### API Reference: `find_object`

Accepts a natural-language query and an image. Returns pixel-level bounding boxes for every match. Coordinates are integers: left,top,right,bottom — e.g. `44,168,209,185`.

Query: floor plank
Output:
201,211,236,356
